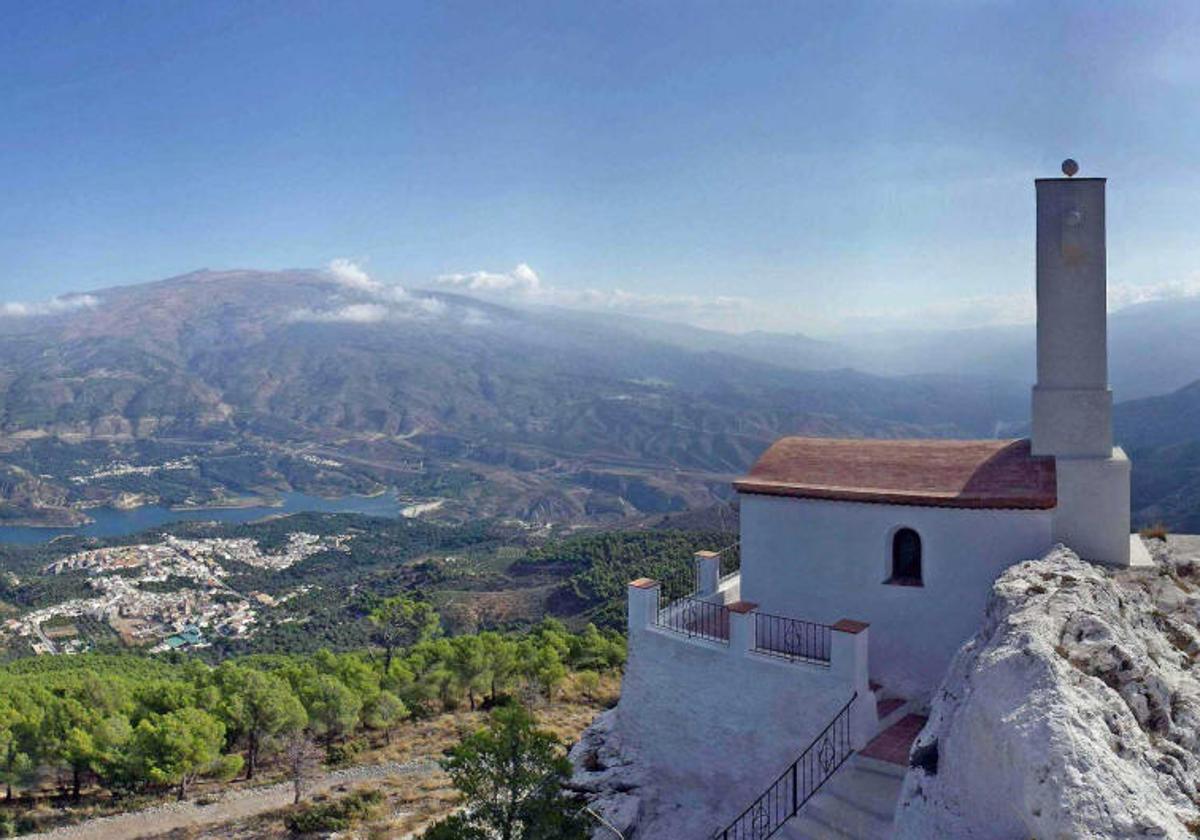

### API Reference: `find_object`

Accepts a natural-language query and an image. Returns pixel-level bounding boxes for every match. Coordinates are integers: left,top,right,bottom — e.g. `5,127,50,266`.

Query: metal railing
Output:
713,693,857,840
656,595,731,643
753,613,832,664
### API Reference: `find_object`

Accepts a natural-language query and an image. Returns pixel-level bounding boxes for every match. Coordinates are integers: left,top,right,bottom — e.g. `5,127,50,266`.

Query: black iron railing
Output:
714,693,857,840
656,595,731,643
753,613,832,664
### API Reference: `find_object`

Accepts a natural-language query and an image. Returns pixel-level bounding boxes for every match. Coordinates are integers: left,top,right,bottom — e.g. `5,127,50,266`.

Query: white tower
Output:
1031,162,1133,566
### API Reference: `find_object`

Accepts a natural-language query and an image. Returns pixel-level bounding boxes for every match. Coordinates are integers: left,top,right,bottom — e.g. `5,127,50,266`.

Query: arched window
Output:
889,528,923,586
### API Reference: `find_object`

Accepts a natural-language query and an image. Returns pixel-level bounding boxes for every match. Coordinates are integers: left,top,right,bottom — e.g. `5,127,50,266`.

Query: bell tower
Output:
1032,160,1134,566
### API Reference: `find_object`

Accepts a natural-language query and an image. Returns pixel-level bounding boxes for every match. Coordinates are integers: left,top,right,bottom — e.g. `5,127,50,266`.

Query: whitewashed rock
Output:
569,709,650,838
894,542,1200,840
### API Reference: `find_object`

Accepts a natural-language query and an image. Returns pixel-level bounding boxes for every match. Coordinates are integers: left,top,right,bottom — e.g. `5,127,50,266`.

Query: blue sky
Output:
3,1,1200,333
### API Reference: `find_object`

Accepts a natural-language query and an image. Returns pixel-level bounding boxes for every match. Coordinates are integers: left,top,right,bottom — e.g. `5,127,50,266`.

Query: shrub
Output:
1140,522,1170,541
284,789,384,834
324,736,365,767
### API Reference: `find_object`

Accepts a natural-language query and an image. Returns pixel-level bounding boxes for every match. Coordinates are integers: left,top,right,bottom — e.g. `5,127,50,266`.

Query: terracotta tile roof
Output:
734,437,1056,510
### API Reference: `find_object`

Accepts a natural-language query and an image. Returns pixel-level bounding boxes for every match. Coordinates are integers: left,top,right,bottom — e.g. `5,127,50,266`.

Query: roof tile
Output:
734,437,1055,510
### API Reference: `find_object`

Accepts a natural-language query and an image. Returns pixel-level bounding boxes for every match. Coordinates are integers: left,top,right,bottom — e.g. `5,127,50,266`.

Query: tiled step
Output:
876,697,904,718
859,714,927,766
873,694,914,736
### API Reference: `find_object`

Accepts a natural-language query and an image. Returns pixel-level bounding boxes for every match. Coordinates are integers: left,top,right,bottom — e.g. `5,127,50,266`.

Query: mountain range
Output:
0,268,1194,531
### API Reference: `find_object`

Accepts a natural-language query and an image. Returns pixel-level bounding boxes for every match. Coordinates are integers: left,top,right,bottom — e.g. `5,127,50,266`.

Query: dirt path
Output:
24,758,439,840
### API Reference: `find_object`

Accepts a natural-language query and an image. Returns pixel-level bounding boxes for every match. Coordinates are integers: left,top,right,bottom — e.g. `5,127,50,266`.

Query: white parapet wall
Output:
617,578,875,830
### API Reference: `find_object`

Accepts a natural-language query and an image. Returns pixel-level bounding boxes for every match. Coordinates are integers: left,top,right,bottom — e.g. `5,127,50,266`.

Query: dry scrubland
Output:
19,671,619,840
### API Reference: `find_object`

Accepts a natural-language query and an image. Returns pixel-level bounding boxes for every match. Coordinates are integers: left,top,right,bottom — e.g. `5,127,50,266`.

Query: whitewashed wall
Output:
616,603,864,834
738,495,1054,698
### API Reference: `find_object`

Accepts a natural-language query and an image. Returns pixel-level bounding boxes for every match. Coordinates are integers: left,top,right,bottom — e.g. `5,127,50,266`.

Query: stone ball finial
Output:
1061,159,1079,177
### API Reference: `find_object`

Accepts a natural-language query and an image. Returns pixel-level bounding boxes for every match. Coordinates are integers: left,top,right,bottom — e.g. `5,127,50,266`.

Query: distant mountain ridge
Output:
0,269,1029,527
735,296,1200,401
1115,380,1200,532
0,268,1192,529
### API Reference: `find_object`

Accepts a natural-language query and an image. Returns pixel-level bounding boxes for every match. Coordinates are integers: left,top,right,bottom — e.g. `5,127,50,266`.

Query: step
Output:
803,794,893,838
776,757,902,840
825,764,904,819
781,811,859,840
859,714,927,767
852,755,907,780
876,697,904,718
874,697,910,733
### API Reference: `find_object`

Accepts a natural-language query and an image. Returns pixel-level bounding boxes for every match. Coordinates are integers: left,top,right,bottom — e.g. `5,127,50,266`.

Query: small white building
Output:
616,164,1150,838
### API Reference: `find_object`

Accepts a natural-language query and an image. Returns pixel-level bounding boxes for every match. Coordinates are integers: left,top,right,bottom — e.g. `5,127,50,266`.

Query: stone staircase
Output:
777,756,905,840
710,691,925,840
770,690,923,840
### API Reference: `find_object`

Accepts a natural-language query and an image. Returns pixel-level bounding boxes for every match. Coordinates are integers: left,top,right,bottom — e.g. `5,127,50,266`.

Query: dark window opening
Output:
887,528,923,586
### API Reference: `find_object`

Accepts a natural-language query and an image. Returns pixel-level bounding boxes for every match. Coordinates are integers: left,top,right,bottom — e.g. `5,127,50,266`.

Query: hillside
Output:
1115,380,1200,532
0,269,1029,528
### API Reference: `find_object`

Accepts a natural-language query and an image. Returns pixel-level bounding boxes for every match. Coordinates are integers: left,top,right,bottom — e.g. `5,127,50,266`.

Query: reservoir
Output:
0,491,404,545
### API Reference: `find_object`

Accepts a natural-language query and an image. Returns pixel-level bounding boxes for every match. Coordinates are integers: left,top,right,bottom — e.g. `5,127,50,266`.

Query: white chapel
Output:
616,162,1150,839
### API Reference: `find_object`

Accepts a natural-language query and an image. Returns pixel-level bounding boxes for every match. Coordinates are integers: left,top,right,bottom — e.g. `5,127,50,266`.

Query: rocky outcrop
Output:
567,709,648,839
895,540,1200,839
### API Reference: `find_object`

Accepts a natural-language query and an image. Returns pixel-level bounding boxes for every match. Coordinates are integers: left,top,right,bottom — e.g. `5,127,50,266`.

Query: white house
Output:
616,164,1151,838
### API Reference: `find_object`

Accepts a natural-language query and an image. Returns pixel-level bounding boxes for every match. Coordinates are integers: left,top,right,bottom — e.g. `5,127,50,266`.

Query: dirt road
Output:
24,758,439,840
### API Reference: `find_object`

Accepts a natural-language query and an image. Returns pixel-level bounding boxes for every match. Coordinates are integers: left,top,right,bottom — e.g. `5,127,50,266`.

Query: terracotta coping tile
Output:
734,437,1056,510
832,618,870,634
726,600,759,614
629,577,658,589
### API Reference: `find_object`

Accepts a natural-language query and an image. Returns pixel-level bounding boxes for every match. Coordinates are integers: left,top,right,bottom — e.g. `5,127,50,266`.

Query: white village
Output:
565,163,1200,839
3,532,350,655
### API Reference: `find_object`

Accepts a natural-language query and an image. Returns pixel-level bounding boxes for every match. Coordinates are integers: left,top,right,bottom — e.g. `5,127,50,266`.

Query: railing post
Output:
727,600,758,655
831,619,874,749
628,578,660,634
791,761,798,817
694,550,719,597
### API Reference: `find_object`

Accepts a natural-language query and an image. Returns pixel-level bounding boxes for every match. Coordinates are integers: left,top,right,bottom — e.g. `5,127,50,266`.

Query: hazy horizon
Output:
5,2,1200,334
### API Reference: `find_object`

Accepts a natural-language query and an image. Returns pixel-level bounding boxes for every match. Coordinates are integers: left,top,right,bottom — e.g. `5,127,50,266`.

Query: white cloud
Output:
289,259,450,323
326,258,383,293
0,294,99,318
436,263,542,293
463,308,491,327
1108,276,1200,310
841,277,1200,333
337,259,1200,335
288,303,391,323
434,263,764,331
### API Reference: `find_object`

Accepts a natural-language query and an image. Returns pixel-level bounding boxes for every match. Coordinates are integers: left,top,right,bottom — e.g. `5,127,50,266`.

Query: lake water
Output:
0,491,404,545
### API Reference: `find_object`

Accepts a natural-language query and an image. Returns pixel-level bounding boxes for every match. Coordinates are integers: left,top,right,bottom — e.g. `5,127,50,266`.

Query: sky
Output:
3,0,1200,335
